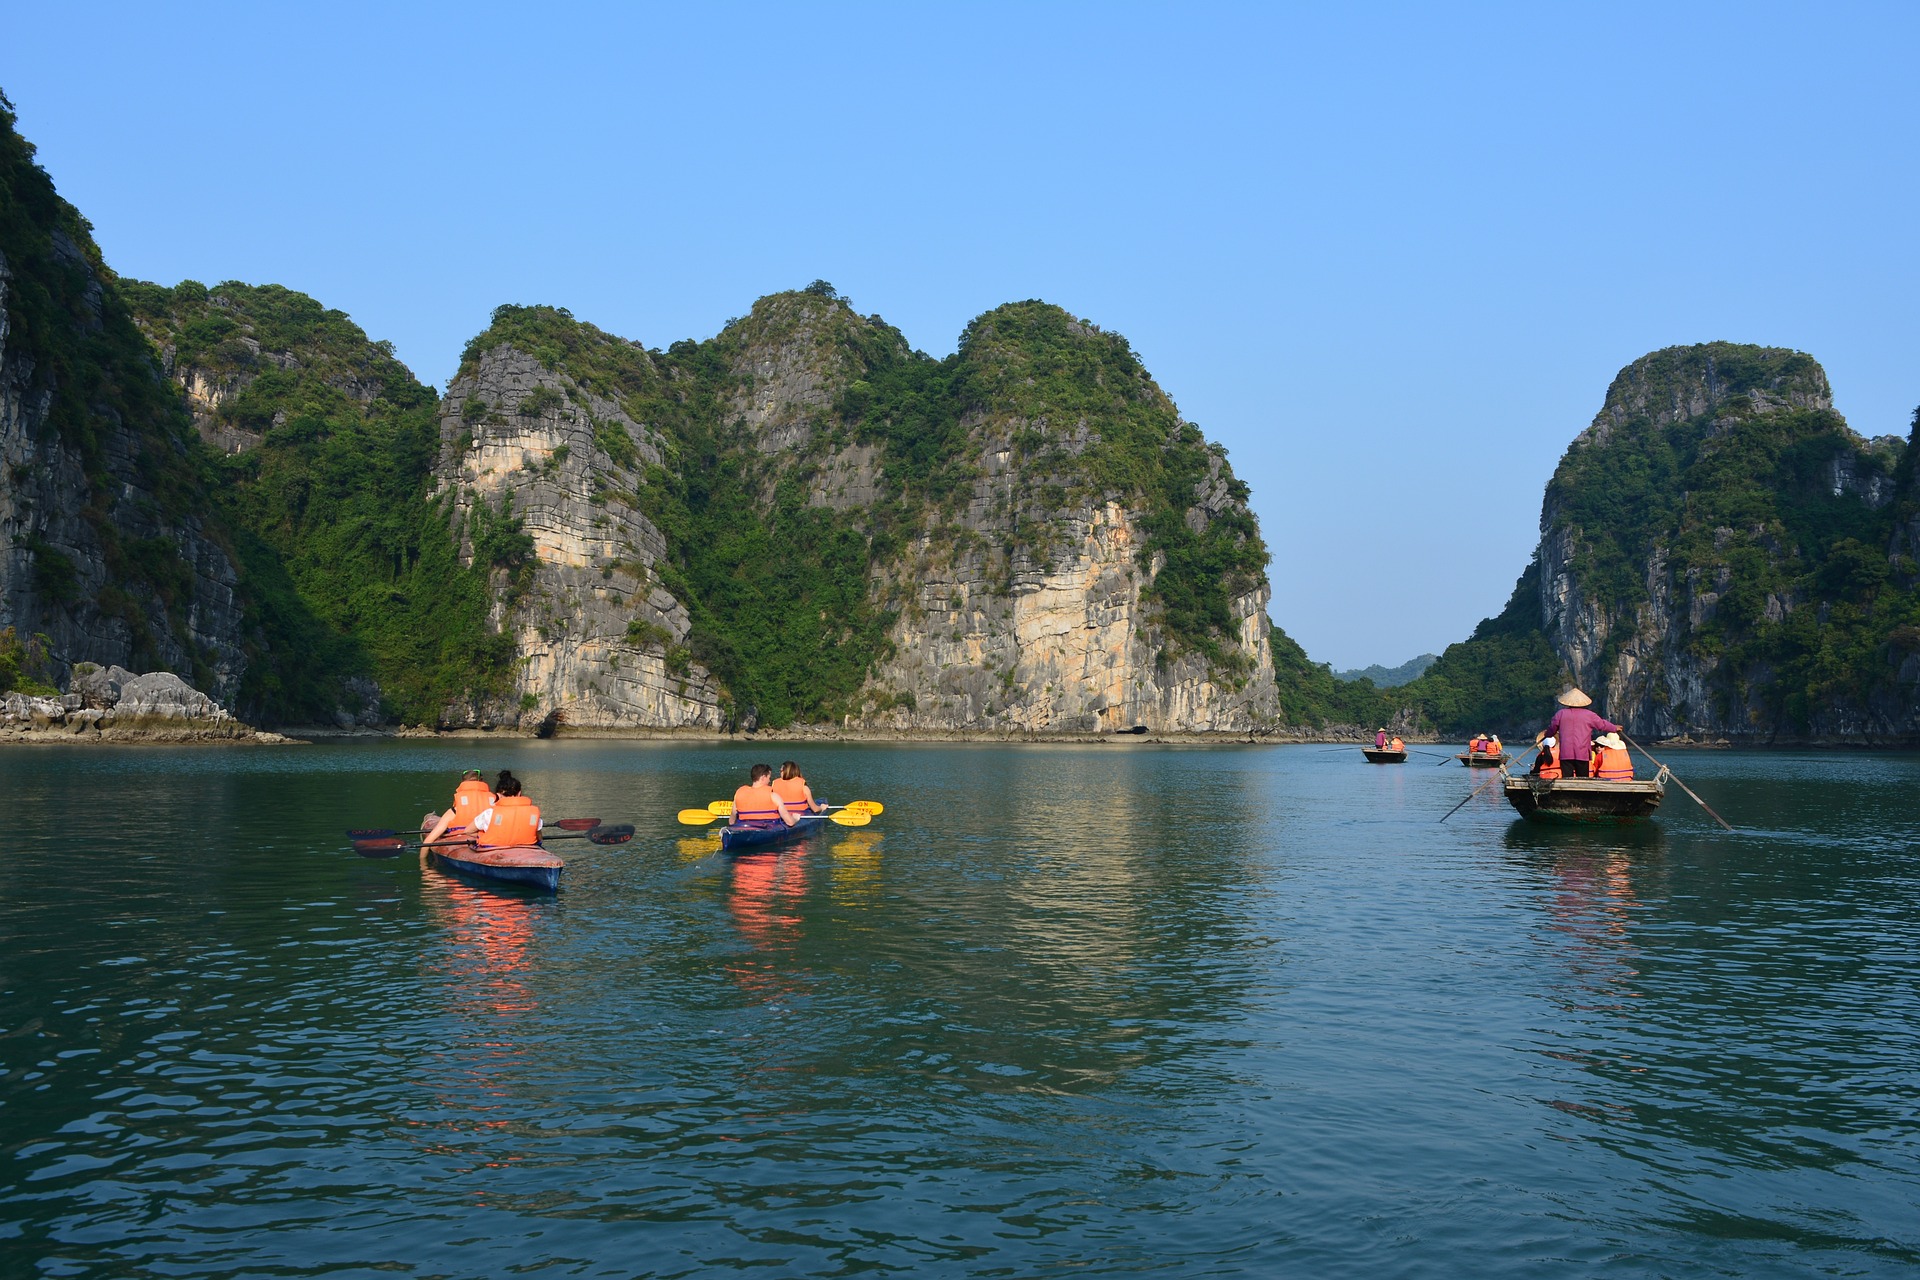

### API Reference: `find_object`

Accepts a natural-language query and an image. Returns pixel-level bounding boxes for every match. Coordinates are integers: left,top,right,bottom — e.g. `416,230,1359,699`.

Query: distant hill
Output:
1334,654,1438,687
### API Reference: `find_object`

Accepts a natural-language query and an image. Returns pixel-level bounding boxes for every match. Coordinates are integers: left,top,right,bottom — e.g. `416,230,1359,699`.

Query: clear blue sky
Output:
6,2,1916,669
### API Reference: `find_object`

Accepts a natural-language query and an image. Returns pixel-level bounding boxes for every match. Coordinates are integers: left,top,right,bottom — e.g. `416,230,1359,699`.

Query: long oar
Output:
1439,766,1509,822
1624,735,1733,831
348,816,602,841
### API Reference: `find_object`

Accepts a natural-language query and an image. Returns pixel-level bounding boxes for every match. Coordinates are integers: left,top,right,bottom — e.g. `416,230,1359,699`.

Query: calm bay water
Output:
1,740,1916,1277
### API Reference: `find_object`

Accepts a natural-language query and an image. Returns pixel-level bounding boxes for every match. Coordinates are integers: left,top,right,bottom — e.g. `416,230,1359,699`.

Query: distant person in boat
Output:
1530,734,1562,779
1375,728,1389,749
1389,735,1405,752
733,763,798,829
423,769,497,845
1591,732,1634,780
1469,734,1490,755
474,771,543,849
1543,688,1621,779
1488,735,1502,757
770,761,823,814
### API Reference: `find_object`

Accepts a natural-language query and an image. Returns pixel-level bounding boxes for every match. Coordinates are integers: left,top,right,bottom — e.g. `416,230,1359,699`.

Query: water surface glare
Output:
2,741,1917,1277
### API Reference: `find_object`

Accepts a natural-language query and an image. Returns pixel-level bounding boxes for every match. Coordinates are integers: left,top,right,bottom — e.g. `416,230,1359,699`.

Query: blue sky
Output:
5,2,1915,669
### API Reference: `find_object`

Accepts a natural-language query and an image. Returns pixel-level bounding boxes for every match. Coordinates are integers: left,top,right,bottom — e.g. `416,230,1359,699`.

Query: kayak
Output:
417,815,564,891
720,812,830,852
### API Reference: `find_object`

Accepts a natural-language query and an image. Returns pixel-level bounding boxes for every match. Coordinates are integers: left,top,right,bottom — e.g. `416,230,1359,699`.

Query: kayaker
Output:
423,769,496,845
732,763,798,829
1591,732,1634,780
1543,688,1621,778
770,761,823,814
474,771,543,849
1531,734,1562,779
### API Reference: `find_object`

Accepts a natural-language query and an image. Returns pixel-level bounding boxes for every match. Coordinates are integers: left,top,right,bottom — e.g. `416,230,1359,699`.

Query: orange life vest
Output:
1534,742,1562,780
476,794,542,848
1389,737,1405,751
770,776,811,809
450,778,495,829
1593,746,1633,780
733,783,785,827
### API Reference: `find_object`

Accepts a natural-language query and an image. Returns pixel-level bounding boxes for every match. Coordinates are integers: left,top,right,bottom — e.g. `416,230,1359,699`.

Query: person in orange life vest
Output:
474,770,544,849
732,763,797,829
1389,735,1406,752
1468,734,1487,754
1488,735,1502,757
770,761,822,814
423,769,496,845
1531,734,1562,779
1591,732,1634,780
1375,727,1389,749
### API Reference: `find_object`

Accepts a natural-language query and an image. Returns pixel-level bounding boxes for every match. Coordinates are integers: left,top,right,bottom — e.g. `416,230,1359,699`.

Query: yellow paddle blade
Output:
845,800,883,816
707,800,733,816
829,809,871,827
678,808,720,825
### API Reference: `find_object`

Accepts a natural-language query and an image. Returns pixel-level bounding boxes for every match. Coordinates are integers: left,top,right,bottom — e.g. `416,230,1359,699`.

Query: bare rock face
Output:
435,346,724,730
0,249,249,705
4,663,249,740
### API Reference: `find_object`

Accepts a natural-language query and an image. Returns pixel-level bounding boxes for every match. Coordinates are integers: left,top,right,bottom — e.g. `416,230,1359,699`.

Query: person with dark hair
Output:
731,763,797,829
770,760,822,814
474,770,543,848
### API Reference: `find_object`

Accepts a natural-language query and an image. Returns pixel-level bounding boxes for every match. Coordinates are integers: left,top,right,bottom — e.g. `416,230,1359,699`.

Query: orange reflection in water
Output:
1541,848,1645,1013
726,851,810,1001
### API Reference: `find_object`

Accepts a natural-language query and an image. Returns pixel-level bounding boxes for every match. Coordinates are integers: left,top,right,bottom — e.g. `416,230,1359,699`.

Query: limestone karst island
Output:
2,11,1919,1275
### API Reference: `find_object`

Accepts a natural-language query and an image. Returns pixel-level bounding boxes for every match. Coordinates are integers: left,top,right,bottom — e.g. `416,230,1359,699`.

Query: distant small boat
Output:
1458,752,1506,767
1362,748,1407,764
1503,775,1665,824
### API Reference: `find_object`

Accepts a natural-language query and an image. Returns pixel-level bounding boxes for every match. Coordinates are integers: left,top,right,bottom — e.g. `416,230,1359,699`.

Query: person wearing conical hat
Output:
1543,688,1620,779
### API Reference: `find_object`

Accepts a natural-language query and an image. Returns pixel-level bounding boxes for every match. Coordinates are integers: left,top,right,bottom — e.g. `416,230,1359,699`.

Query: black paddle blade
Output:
553,817,601,831
352,838,408,858
349,828,399,840
586,823,635,845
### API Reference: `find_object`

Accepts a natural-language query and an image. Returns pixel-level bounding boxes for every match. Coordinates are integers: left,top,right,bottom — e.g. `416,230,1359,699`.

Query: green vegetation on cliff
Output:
457,291,1269,726
126,281,514,721
1393,562,1566,734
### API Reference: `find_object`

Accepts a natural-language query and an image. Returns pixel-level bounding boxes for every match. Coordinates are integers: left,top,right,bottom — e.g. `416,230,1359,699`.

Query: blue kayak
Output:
719,812,829,852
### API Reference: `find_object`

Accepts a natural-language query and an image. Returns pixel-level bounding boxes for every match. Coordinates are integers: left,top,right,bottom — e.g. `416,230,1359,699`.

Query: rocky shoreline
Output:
0,665,298,745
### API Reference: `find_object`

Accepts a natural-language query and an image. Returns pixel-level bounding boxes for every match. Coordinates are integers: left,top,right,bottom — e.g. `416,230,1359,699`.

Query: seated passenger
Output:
1389,735,1405,752
1591,732,1634,780
474,771,543,848
770,760,822,814
424,769,496,844
732,763,797,829
1531,734,1562,779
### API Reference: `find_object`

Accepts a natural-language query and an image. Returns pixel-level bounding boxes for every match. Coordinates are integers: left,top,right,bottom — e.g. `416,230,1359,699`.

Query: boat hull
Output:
418,815,564,890
720,813,829,852
1362,749,1407,764
1460,753,1506,767
1503,777,1664,824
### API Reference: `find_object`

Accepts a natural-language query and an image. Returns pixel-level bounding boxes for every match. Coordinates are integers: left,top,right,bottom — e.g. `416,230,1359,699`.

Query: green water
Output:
1,741,1916,1277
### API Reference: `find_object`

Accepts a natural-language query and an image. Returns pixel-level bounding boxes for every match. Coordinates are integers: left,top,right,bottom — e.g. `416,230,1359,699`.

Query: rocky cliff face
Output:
444,292,1280,734
1528,343,1918,742
0,105,249,702
435,344,724,730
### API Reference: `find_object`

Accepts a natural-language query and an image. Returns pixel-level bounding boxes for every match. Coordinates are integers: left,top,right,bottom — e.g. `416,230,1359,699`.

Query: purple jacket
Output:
1546,707,1620,763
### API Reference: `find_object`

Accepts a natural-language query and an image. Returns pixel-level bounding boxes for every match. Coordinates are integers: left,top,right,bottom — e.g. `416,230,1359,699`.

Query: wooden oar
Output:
1623,735,1733,831
1439,766,1509,822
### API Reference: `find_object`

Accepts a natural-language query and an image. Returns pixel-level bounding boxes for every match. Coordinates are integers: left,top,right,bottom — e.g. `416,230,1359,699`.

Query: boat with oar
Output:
1362,747,1407,764
1458,751,1506,768
1502,773,1666,824
678,799,882,852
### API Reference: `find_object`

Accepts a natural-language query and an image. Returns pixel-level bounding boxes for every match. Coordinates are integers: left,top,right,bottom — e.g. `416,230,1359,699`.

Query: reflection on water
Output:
0,742,1917,1276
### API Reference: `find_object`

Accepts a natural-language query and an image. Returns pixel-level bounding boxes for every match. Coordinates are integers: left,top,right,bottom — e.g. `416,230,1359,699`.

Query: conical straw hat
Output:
1557,687,1592,708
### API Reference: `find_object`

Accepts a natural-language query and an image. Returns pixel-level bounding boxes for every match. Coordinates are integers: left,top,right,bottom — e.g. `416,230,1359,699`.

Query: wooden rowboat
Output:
720,812,830,852
1502,775,1665,824
1362,748,1407,764
418,816,565,891
1459,752,1506,767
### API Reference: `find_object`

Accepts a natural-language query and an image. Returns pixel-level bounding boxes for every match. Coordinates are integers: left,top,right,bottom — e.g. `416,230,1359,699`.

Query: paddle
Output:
348,816,602,841
350,823,634,857
1439,765,1510,822
676,807,872,828
1623,735,1733,831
